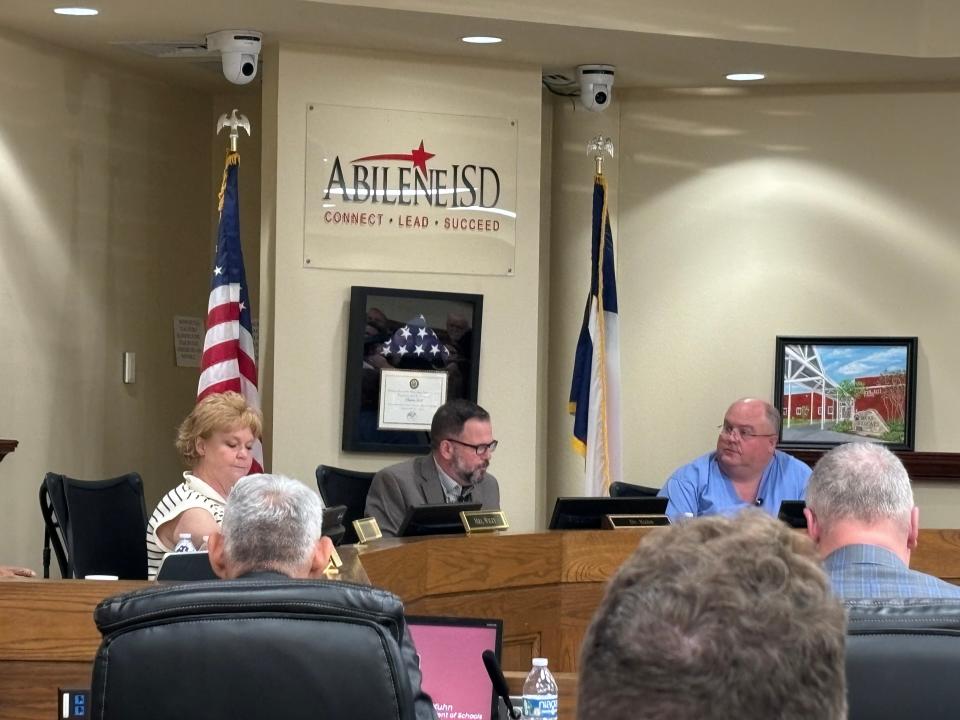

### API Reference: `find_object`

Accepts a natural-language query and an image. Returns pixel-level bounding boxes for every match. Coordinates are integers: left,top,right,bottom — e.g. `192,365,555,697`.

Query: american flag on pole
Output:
569,174,621,496
198,151,263,472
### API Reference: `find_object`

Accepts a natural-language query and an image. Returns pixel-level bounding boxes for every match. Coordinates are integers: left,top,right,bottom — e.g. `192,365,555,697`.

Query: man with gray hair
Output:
208,473,332,579
804,442,960,599
660,398,810,521
207,474,438,720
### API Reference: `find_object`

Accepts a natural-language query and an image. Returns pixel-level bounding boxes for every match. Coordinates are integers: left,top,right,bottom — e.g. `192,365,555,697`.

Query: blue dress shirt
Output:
659,450,810,521
823,544,960,600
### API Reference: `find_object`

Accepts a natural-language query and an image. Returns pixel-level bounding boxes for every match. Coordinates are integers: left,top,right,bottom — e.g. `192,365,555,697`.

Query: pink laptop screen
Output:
407,616,502,720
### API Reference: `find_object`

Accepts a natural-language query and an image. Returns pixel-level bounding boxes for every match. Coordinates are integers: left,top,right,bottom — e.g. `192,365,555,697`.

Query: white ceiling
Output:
5,0,960,91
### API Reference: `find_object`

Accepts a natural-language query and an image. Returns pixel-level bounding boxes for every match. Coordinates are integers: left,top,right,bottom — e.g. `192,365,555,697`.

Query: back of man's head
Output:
806,442,913,532
578,511,846,720
217,474,325,578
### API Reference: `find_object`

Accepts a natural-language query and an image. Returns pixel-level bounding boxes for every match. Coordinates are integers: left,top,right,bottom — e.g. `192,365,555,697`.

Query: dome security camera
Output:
206,30,262,85
577,64,615,112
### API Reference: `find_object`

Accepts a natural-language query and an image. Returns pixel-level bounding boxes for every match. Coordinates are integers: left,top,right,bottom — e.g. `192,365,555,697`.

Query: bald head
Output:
729,398,781,435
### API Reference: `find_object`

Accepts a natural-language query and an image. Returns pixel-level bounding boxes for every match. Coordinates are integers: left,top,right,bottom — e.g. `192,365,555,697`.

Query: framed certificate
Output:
378,369,448,430
341,286,483,453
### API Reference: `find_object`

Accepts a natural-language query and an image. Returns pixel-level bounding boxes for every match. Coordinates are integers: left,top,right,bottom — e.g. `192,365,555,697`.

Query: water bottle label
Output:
522,696,558,718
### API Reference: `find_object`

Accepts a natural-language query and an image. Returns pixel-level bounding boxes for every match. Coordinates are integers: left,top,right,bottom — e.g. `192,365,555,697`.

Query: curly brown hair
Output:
578,511,846,720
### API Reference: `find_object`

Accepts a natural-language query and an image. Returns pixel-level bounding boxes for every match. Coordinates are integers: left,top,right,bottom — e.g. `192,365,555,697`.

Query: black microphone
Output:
755,497,763,506
482,650,521,720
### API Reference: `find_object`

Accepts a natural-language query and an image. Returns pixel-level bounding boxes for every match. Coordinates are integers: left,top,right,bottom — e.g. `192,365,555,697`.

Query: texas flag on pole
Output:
569,174,622,496
198,151,264,472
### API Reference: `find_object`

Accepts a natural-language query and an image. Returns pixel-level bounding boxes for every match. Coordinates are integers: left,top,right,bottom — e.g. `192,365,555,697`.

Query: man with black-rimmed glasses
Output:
659,397,810,521
365,398,500,536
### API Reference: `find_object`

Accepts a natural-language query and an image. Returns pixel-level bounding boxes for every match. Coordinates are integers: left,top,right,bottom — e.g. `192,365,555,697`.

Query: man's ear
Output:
207,531,230,579
804,508,820,544
436,439,455,461
307,537,335,578
907,506,920,551
761,435,778,459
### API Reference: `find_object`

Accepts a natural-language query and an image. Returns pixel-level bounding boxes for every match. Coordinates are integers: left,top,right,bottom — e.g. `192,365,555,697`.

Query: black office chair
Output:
39,472,148,579
90,578,418,720
609,481,661,498
316,465,375,544
845,600,960,720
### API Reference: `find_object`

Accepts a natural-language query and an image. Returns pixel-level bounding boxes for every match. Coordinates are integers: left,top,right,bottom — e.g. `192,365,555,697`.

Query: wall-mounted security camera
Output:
206,30,262,85
577,64,615,112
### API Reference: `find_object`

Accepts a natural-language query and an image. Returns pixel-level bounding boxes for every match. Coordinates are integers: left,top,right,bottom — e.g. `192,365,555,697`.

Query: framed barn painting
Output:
773,337,918,451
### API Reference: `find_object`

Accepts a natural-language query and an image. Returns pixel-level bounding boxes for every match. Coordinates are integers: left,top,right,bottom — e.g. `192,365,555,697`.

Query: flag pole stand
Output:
587,135,615,177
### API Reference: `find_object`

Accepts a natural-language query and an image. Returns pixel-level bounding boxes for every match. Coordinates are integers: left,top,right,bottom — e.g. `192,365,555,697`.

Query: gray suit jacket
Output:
364,455,500,537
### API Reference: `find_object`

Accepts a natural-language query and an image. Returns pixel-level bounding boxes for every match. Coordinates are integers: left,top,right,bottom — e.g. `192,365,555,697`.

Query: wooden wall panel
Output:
3,527,960,720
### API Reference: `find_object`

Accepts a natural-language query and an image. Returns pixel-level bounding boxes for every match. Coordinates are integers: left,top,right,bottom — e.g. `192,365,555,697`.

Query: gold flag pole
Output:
215,109,252,210
587,135,615,177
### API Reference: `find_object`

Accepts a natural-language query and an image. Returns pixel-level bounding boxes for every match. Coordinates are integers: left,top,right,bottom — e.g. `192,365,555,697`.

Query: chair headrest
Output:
847,598,960,633
95,577,407,641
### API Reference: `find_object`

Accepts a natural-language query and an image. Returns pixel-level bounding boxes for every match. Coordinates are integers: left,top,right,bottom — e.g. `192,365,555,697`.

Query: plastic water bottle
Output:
173,533,195,553
522,658,558,719
198,535,209,552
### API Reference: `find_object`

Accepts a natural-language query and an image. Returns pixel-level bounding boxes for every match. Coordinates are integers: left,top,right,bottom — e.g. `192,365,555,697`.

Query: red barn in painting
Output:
782,373,906,423
781,391,837,420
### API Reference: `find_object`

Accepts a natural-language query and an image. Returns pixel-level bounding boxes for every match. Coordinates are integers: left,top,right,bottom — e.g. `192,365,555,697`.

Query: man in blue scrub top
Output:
660,398,811,521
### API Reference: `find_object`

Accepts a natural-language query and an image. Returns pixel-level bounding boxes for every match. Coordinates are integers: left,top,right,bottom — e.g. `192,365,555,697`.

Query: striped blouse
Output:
146,473,226,580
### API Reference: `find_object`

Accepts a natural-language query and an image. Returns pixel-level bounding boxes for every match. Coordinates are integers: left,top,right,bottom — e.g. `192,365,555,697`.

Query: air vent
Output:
110,40,213,59
542,71,579,97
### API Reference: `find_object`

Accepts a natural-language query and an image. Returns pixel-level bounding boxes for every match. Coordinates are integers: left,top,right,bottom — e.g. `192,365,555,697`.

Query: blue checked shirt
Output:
823,544,960,600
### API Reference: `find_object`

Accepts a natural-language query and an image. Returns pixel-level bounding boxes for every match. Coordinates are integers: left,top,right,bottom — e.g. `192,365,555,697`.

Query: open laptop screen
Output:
407,615,502,720
155,551,217,581
549,496,669,529
397,502,482,537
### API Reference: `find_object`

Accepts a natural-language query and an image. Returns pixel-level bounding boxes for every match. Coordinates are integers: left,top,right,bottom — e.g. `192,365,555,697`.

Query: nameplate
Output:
601,514,670,529
460,510,509,533
353,516,383,544
324,547,344,577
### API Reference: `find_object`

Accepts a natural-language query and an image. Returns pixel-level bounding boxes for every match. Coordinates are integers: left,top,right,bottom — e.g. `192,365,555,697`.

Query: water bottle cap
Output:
532,658,548,667
179,533,192,538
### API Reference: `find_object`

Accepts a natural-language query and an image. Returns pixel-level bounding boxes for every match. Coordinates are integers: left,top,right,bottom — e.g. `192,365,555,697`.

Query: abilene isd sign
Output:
303,103,517,276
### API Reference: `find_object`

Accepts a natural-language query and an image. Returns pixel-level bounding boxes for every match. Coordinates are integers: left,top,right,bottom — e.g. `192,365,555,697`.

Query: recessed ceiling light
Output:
726,73,765,82
461,36,502,44
54,7,99,15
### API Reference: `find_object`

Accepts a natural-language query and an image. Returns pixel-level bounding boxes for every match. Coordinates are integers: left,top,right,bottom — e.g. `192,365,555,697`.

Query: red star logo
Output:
352,140,436,177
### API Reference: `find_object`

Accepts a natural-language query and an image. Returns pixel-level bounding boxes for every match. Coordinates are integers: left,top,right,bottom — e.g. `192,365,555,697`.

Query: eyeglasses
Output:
445,438,499,455
717,423,777,440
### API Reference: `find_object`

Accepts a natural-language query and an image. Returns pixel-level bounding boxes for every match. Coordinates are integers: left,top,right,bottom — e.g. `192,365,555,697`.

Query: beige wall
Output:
0,30,215,571
264,45,544,529
547,85,960,527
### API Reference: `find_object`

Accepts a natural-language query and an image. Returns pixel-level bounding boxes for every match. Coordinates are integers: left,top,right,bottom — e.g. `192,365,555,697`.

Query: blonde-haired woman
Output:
146,391,262,579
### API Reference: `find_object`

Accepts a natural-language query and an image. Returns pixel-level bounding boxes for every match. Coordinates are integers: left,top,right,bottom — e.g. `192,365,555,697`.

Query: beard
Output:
453,456,488,486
